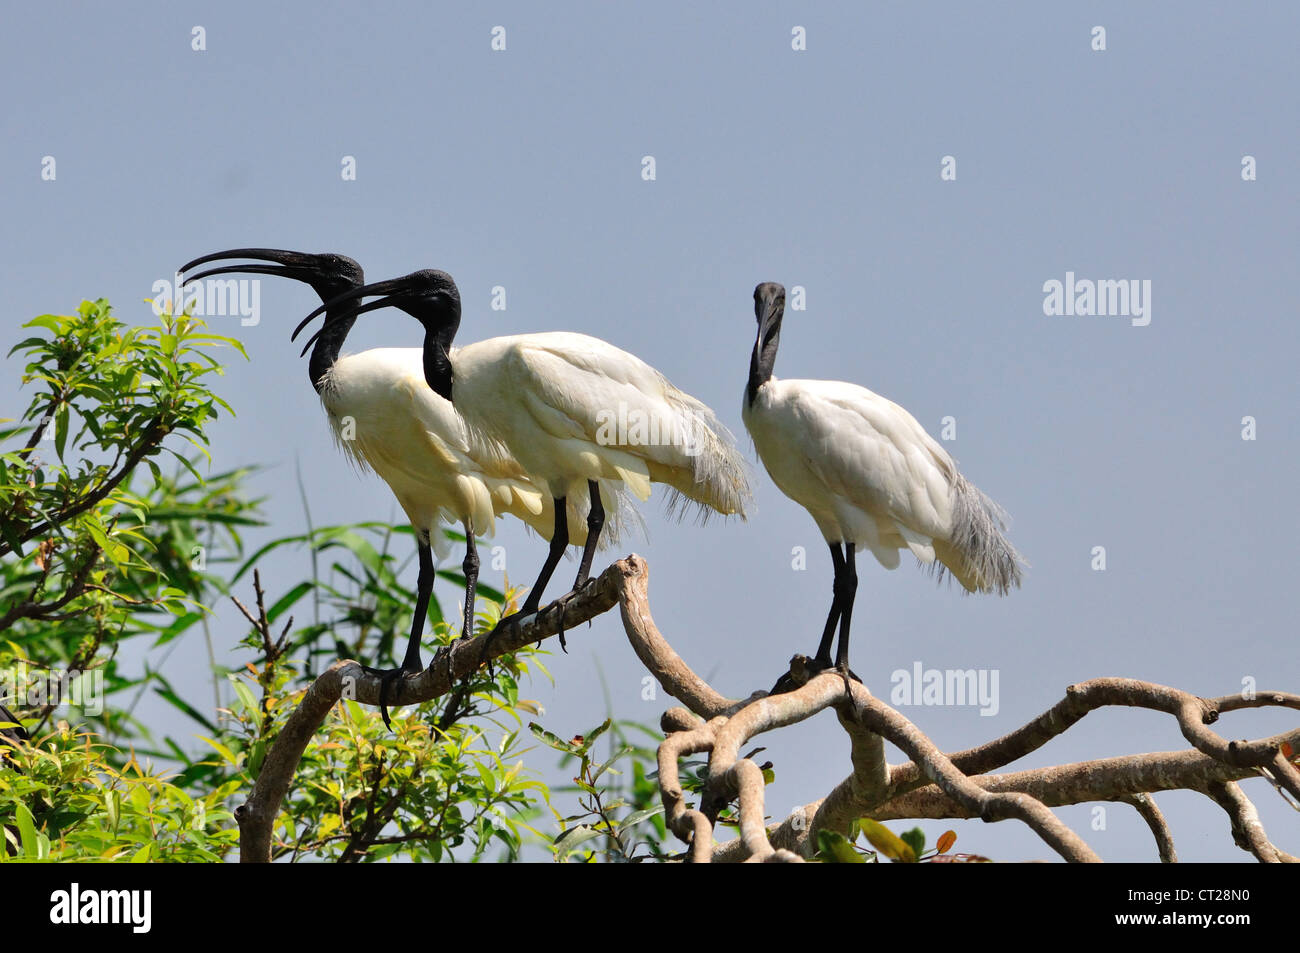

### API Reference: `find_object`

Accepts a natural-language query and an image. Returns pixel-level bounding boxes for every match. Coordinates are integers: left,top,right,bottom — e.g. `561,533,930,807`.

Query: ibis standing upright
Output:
742,282,1023,687
294,269,751,625
180,249,624,724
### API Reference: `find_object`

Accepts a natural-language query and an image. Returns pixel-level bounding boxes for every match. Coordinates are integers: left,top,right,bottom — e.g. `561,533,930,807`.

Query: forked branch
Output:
240,554,1298,864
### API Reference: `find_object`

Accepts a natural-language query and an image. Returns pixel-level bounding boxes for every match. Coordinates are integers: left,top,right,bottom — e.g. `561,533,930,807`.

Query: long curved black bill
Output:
291,274,420,346
179,247,312,276
184,262,305,284
296,294,413,357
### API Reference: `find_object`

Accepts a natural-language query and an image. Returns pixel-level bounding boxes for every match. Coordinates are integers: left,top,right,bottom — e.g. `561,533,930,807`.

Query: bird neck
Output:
423,325,456,401
308,312,358,393
747,327,781,406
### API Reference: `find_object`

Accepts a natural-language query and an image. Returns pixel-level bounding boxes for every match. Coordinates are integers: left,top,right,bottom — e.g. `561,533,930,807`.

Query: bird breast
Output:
318,349,504,535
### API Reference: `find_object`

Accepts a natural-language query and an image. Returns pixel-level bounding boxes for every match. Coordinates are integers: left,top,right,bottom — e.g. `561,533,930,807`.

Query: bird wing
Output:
506,334,750,515
777,379,956,543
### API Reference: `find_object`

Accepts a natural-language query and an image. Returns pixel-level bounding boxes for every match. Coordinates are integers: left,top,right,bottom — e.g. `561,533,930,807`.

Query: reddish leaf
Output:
935,830,957,855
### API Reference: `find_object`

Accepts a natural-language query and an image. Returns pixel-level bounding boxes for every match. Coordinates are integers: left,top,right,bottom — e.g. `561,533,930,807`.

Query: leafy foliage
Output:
817,821,973,863
534,718,668,862
1,297,666,862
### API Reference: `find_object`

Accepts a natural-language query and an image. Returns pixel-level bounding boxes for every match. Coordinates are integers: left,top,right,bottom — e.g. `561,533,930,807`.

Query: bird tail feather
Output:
931,474,1024,595
653,389,753,524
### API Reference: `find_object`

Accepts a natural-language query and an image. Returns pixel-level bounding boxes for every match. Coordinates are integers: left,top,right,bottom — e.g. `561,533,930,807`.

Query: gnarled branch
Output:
241,553,1298,865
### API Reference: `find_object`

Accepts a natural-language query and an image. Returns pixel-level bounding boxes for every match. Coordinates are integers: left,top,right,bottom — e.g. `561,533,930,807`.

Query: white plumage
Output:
744,377,1018,591
296,269,752,621
319,347,625,560
743,281,1022,682
182,250,627,726
452,332,750,520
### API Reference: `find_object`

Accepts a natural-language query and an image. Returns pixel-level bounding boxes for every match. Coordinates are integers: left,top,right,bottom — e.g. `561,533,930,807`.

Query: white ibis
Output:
742,282,1023,687
179,250,628,724
293,269,751,631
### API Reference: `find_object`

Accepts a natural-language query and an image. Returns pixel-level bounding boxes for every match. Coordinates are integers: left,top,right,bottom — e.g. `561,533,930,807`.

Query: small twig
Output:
4,420,170,554
0,545,100,631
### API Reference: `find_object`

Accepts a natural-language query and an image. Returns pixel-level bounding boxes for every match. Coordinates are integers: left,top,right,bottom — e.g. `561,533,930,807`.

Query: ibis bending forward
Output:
179,250,628,724
742,282,1023,686
294,269,751,626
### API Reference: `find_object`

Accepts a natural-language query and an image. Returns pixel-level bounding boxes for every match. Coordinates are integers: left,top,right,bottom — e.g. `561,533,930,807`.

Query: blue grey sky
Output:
3,2,1296,862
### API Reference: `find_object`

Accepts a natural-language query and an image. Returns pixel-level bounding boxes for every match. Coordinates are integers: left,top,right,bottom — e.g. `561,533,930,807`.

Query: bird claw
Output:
360,661,423,731
768,654,861,697
428,643,455,684
545,589,588,653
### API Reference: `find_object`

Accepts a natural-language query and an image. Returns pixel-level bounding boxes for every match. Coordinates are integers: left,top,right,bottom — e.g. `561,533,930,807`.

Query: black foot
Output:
428,643,455,683
360,660,423,730
540,581,596,653
769,654,861,696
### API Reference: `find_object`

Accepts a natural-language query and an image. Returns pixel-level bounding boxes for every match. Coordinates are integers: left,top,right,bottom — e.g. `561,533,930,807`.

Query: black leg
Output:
773,541,861,696
368,537,435,729
833,544,859,694
812,542,846,668
573,480,604,589
521,496,568,615
479,497,570,668
435,528,480,739
403,539,435,670
461,528,479,639
433,526,480,713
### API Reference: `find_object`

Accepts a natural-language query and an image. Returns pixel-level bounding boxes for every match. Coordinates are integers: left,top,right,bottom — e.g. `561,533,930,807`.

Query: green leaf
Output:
529,722,579,754
900,827,926,860
553,825,603,859
105,790,120,834
265,581,311,624
53,402,68,460
590,745,634,785
816,830,865,863
229,677,259,725
576,718,611,756
615,806,665,831
196,735,240,766
14,802,39,860
859,819,917,863
248,740,267,778
23,314,65,334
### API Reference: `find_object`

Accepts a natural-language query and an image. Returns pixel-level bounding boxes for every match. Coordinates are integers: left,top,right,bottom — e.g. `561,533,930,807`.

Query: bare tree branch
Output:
237,552,1299,865
1123,793,1177,863
237,560,627,862
1204,781,1298,863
